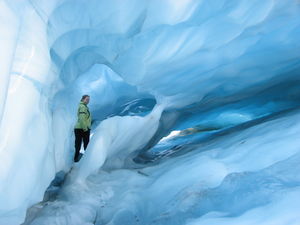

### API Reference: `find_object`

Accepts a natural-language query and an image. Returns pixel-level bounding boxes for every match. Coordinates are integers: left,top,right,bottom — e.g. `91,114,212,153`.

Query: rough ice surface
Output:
0,0,300,224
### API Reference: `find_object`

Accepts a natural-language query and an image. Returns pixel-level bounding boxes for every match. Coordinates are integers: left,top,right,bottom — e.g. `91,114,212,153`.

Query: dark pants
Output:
74,129,90,162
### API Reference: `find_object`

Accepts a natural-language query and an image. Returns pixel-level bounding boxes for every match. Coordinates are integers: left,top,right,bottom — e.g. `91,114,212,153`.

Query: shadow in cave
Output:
134,105,300,165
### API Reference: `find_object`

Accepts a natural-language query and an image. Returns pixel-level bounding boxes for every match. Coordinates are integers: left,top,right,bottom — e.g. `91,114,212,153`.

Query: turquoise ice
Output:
0,0,300,224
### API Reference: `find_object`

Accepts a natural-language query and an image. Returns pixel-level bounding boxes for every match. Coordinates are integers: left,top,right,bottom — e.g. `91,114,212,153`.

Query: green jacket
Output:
75,101,92,131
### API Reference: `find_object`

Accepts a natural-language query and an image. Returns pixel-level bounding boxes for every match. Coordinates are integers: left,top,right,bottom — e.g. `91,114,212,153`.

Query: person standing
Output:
74,95,92,162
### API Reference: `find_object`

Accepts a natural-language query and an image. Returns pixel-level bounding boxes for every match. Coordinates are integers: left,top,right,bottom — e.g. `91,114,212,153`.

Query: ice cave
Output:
0,0,300,224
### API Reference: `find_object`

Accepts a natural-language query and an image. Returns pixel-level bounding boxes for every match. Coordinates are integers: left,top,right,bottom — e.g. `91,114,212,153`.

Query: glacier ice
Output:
0,0,300,224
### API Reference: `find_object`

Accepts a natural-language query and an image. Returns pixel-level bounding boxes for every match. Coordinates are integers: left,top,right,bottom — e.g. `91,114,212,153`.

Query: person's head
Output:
81,95,90,104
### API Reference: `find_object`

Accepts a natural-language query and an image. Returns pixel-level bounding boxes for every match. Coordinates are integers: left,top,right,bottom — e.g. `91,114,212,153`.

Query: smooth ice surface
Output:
0,0,300,224
23,109,300,225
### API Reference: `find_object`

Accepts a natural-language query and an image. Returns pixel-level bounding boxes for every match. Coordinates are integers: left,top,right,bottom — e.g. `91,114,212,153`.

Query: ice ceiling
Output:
0,0,300,224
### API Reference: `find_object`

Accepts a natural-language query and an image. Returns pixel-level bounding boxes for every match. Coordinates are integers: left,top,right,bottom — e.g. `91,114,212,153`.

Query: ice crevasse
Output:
0,0,300,224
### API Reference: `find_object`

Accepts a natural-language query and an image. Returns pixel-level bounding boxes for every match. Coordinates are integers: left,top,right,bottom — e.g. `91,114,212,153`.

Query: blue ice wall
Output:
0,0,300,224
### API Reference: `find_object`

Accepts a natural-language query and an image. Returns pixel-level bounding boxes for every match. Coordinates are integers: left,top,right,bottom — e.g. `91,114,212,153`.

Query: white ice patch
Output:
73,105,163,181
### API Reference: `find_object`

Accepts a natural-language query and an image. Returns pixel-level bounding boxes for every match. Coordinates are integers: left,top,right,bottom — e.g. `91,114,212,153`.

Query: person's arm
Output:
78,105,88,131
